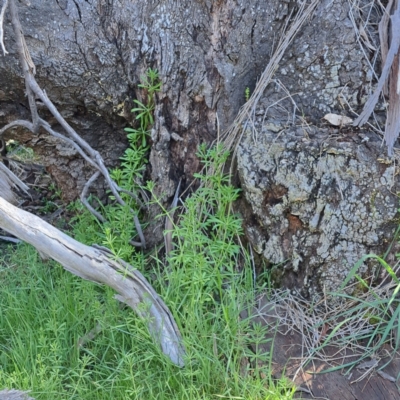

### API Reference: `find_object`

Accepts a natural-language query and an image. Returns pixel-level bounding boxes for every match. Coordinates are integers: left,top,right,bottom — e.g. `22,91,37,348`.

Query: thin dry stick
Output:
0,0,8,55
164,178,182,258
80,171,106,223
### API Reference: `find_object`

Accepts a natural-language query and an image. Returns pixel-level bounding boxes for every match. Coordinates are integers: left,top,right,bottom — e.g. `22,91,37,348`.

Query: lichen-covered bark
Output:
237,125,399,296
233,0,397,297
260,0,378,122
1,0,393,265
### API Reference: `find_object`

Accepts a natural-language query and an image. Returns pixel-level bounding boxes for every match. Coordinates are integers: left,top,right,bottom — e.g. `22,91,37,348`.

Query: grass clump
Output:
316,253,400,374
0,143,295,399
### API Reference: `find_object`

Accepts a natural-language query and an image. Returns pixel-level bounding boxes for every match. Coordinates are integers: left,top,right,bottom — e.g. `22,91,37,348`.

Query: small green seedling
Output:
245,87,251,102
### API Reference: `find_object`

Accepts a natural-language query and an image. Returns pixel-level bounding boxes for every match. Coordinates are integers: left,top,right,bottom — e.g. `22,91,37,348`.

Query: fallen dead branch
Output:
0,0,186,367
0,196,185,367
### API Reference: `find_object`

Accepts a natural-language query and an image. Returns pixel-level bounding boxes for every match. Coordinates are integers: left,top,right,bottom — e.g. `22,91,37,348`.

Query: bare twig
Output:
0,235,21,243
117,187,146,209
132,213,146,248
80,171,106,223
0,119,35,136
164,178,181,258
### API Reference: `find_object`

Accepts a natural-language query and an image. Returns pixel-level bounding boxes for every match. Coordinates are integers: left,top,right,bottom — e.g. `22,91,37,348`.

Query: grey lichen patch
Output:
237,125,400,297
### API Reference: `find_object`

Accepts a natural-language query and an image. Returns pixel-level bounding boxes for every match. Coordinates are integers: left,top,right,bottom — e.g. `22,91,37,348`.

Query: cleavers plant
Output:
72,69,161,260
0,143,295,399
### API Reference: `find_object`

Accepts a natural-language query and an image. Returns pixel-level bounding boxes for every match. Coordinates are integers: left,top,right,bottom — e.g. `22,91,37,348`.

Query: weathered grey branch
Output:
0,195,185,367
0,0,9,56
80,171,106,223
117,187,146,209
353,2,400,156
0,389,34,400
0,169,17,204
0,162,29,194
0,120,35,136
165,179,181,257
0,235,21,243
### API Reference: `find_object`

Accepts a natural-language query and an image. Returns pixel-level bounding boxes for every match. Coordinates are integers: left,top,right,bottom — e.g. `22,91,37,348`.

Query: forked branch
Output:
0,0,145,247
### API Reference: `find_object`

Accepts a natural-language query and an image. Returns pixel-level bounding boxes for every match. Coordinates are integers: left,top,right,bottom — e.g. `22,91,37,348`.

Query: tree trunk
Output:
0,0,287,201
0,0,397,286
0,0,372,195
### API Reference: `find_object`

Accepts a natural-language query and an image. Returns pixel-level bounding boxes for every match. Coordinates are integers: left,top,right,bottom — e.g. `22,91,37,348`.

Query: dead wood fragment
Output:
354,1,400,156
0,0,8,55
0,196,185,366
386,50,400,156
0,169,17,204
0,162,29,204
378,0,394,96
0,389,34,400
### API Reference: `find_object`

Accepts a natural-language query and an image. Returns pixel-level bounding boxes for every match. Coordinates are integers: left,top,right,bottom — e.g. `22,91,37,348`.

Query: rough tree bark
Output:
0,0,286,197
0,0,398,288
0,0,308,245
0,0,322,191
235,0,400,297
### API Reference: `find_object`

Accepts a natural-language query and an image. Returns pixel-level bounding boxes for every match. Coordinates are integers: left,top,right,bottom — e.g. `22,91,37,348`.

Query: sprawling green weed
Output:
72,68,161,260
0,143,295,399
